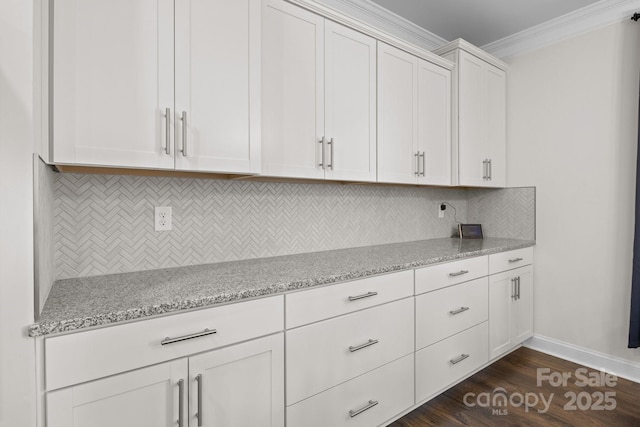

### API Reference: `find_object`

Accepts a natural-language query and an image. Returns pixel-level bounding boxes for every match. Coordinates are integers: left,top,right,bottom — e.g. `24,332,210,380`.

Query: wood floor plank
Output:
391,347,640,426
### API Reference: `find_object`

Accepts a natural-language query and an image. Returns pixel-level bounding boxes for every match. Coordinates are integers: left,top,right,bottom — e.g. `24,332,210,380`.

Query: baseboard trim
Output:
524,335,640,384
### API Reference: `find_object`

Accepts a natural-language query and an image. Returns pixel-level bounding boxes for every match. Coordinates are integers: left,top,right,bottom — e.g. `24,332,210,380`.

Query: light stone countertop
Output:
29,237,535,337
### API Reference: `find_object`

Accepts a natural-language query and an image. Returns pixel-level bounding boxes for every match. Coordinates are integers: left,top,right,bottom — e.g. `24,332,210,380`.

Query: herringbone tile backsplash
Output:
53,173,475,279
467,188,536,240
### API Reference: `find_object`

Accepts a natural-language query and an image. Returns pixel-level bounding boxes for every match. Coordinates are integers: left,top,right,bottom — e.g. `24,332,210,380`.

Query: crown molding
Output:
314,0,448,51
482,0,640,59
288,0,453,68
434,38,509,71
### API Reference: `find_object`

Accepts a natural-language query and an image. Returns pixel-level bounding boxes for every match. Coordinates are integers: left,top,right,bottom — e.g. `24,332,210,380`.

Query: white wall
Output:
507,20,640,363
0,0,37,426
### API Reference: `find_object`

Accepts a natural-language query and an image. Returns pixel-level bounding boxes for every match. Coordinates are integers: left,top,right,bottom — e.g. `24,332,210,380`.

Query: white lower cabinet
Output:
286,297,414,405
287,354,414,427
43,249,535,427
189,333,285,427
47,333,284,427
415,322,489,403
415,277,488,350
47,359,187,427
489,265,534,359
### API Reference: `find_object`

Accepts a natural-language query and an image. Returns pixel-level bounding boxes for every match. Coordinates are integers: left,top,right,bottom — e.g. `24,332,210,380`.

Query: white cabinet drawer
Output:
286,354,414,427
489,247,533,274
415,322,489,403
45,296,284,391
286,270,413,328
416,277,488,350
286,298,414,405
415,256,488,295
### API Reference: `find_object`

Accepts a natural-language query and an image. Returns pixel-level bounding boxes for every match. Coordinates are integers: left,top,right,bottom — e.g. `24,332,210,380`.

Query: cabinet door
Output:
489,270,514,360
324,22,377,182
513,265,534,343
489,265,534,359
485,64,507,187
52,0,174,169
47,359,187,427
457,50,486,187
174,0,260,174
417,59,452,186
261,0,325,179
189,333,285,427
377,42,418,184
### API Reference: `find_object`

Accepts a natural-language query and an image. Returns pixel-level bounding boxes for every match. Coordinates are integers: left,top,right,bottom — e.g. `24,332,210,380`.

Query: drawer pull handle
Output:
164,107,171,155
348,291,378,301
449,306,470,315
349,339,379,353
177,379,185,427
450,354,470,365
196,374,203,427
449,270,469,277
161,328,217,346
349,400,379,418
509,257,524,263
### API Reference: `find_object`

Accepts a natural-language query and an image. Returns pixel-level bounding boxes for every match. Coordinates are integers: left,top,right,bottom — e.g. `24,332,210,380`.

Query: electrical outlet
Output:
438,208,445,218
155,206,172,231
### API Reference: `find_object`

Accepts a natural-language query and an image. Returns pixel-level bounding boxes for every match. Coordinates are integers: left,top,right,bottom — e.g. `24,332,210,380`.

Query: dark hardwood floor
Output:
391,347,640,426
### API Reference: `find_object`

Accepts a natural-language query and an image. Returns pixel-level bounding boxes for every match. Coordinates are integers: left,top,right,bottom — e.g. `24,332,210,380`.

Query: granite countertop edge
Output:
28,239,535,338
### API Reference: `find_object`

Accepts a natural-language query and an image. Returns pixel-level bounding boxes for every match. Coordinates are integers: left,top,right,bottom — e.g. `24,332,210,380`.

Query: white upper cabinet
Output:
51,0,260,174
378,43,452,185
261,0,325,179
324,21,377,182
417,59,452,186
52,0,175,169
174,0,261,174
262,0,377,182
434,39,508,188
377,43,418,185
486,64,507,186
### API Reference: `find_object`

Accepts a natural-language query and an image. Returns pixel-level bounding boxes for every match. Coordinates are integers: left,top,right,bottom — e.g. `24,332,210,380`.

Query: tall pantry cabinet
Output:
434,39,508,187
50,0,261,173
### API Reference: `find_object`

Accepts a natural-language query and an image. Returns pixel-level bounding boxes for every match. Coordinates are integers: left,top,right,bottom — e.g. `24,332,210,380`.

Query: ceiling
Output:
369,0,603,47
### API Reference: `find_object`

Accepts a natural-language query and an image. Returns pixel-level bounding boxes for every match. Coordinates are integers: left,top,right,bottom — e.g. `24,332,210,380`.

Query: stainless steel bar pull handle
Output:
420,152,425,176
349,400,379,418
349,339,379,353
318,137,325,168
164,108,171,155
348,291,378,302
516,276,521,300
195,374,203,427
181,111,188,157
449,270,469,277
488,159,492,180
482,159,488,180
328,138,334,170
509,257,524,263
414,152,420,175
450,354,470,365
177,379,185,427
449,306,470,315
161,328,217,346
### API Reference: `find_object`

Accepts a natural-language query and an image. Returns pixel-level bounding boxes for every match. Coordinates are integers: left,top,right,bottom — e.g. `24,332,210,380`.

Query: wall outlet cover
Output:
154,206,172,231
